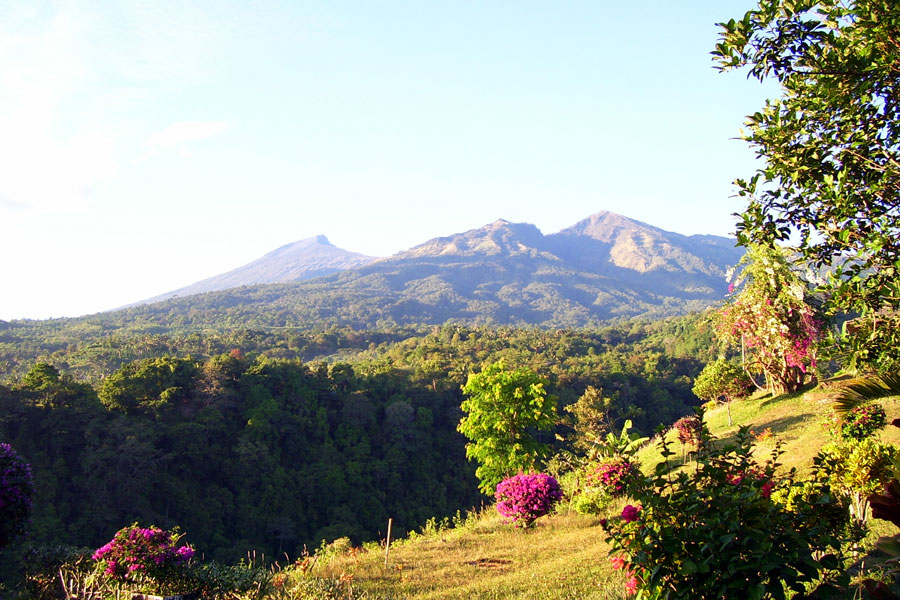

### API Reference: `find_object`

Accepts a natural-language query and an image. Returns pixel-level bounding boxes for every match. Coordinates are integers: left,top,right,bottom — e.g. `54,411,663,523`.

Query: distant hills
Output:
113,211,742,330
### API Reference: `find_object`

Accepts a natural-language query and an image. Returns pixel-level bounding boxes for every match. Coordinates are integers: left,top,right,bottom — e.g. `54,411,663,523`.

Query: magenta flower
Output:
495,473,563,527
621,504,641,523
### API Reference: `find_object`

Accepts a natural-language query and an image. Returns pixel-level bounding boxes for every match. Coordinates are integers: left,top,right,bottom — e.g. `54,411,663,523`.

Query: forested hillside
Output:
0,316,716,563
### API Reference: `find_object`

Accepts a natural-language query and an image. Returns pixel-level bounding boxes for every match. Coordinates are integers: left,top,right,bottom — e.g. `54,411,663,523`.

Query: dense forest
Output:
0,315,717,564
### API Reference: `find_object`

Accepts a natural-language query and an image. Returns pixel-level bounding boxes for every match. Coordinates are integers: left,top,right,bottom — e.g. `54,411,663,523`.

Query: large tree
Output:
714,0,900,370
458,361,557,495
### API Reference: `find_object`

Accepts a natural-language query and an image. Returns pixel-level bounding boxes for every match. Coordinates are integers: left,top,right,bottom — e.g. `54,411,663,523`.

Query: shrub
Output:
0,442,34,549
841,403,887,440
590,459,638,497
672,415,701,447
815,437,898,523
601,416,853,599
92,523,195,593
495,473,563,527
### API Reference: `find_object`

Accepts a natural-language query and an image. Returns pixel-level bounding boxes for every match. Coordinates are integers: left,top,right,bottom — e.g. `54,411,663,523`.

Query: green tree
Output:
692,359,752,426
714,0,900,371
458,361,557,494
715,244,821,395
566,385,615,457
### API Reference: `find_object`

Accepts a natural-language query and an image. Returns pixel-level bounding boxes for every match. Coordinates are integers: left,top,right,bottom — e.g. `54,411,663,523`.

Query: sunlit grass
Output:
315,511,625,600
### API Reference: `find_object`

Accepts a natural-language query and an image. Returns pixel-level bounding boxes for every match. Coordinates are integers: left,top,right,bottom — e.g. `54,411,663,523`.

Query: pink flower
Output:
621,504,641,523
624,571,639,595
610,554,626,570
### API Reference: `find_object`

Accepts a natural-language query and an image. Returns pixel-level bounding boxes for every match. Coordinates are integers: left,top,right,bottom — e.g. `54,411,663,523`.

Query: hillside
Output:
299,390,900,600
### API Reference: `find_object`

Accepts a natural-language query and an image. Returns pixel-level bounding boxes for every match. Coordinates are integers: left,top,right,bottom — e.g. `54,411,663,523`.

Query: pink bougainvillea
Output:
92,523,194,585
494,473,563,527
715,244,822,394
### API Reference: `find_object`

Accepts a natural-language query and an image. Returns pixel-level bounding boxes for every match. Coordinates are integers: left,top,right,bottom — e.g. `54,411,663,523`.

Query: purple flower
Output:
621,504,641,523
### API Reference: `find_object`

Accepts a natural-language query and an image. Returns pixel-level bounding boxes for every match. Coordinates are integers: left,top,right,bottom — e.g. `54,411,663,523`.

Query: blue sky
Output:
0,1,776,320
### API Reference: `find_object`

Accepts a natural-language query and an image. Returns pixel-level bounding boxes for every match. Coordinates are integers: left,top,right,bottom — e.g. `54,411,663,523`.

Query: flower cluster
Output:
0,443,34,549
494,473,563,527
841,403,887,440
590,459,637,497
726,466,774,498
92,524,195,586
673,415,701,446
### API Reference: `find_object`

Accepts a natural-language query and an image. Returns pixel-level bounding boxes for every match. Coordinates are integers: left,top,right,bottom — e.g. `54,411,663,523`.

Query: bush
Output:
816,437,898,523
590,459,638,497
672,415,701,447
841,403,887,440
601,416,853,599
0,443,34,550
92,523,195,594
495,473,563,527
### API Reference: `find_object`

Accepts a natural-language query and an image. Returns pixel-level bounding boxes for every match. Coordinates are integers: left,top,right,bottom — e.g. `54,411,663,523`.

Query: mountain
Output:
140,235,377,304
108,211,742,330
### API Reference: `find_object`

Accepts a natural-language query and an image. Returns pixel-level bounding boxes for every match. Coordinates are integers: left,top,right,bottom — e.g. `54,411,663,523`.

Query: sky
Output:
0,0,779,321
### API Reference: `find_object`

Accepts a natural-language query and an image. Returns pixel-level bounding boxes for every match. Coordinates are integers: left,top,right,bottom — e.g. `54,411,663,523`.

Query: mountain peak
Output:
137,235,376,305
396,219,549,259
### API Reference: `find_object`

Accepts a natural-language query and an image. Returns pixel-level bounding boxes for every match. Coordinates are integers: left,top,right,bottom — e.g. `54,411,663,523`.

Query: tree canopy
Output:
458,361,557,495
714,0,900,370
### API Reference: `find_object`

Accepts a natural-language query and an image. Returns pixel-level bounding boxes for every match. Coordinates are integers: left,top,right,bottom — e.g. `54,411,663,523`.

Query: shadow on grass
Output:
713,414,816,448
758,381,820,408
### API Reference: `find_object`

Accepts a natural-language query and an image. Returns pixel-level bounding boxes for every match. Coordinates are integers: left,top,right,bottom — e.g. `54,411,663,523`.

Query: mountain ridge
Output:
110,210,744,329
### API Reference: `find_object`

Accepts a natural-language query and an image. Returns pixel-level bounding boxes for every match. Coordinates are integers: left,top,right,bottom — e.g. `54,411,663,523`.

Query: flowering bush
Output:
715,245,821,394
495,473,563,527
0,442,34,549
841,403,887,440
590,459,638,497
92,523,195,593
601,414,852,598
673,415,701,447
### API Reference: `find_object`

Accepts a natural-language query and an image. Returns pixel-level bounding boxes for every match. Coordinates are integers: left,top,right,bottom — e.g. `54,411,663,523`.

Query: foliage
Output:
569,420,646,515
841,403,887,440
815,437,898,523
91,523,195,593
0,442,33,549
565,385,614,456
715,245,821,394
589,459,638,498
594,419,649,461
458,361,557,495
494,473,563,528
601,422,853,599
692,359,751,404
672,415,702,447
714,0,900,371
831,372,900,414
693,358,753,426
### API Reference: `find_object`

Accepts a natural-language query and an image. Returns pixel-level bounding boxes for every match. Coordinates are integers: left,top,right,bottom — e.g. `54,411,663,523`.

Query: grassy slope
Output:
315,389,900,600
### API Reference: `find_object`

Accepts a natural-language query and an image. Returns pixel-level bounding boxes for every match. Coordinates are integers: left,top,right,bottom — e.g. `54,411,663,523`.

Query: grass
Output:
314,511,625,600
301,384,900,599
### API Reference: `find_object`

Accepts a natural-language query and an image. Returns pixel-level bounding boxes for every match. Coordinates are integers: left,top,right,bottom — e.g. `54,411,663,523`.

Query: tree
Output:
693,359,753,426
565,385,615,457
714,0,900,371
714,244,821,395
458,361,557,494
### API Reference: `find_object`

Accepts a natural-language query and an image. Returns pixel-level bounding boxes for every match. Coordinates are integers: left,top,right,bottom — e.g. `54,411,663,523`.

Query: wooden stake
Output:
384,518,393,567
